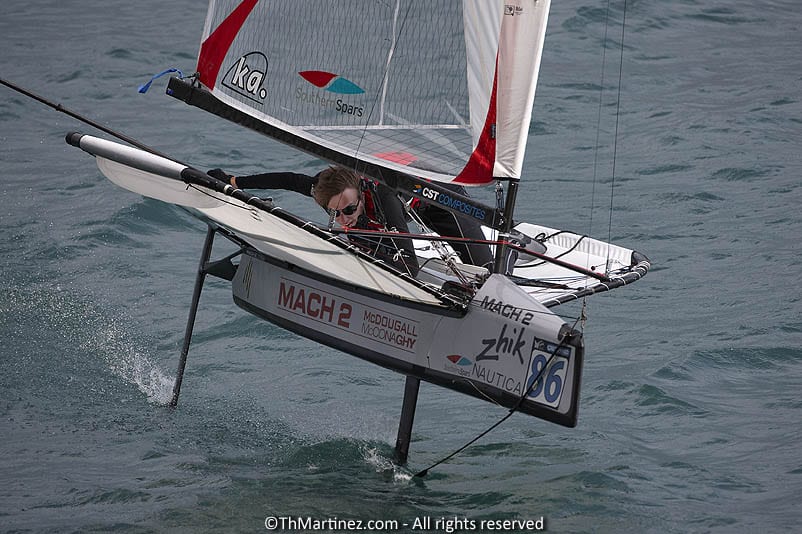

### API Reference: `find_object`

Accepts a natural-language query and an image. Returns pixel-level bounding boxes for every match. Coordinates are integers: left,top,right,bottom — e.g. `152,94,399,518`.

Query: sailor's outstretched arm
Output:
208,169,316,197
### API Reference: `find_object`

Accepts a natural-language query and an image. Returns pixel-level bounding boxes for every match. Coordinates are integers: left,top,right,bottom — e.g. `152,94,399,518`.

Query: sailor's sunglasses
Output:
327,198,361,217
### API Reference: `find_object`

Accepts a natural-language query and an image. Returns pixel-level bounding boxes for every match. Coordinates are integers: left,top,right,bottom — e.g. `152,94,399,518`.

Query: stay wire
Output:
589,0,612,245
0,77,182,164
413,314,582,478
608,0,628,251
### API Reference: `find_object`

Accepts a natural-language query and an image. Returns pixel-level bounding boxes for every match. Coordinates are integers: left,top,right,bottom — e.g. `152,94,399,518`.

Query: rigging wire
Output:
413,313,582,478
513,234,588,269
0,77,183,164
609,0,629,253
405,205,471,286
589,0,628,277
333,227,610,281
589,0,614,247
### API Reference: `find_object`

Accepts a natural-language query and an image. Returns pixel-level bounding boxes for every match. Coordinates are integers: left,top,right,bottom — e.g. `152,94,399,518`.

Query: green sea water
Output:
2,1,801,532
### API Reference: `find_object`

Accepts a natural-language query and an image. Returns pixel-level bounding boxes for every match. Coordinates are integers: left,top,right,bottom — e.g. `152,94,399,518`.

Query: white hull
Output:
233,250,583,426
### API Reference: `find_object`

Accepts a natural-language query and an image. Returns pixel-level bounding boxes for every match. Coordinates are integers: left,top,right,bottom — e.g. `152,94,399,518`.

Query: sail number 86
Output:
526,355,567,406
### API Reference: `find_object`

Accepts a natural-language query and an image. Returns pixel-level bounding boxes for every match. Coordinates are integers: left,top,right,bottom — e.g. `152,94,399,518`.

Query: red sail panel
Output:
197,0,260,89
454,60,498,185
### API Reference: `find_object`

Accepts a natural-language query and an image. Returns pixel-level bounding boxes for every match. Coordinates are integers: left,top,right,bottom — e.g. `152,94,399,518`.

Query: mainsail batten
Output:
193,0,548,185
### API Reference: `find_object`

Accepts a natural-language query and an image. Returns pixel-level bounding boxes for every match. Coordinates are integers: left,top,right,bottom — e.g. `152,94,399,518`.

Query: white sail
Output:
194,0,549,185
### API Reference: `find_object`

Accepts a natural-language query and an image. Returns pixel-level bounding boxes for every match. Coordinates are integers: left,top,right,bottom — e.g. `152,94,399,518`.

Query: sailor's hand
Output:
208,168,235,185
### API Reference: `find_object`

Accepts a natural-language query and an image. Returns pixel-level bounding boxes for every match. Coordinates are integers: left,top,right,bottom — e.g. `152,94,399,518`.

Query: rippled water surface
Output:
2,1,801,532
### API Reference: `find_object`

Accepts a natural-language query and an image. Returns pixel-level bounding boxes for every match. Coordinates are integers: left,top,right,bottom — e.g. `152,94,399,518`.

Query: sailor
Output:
207,165,494,273
208,165,420,275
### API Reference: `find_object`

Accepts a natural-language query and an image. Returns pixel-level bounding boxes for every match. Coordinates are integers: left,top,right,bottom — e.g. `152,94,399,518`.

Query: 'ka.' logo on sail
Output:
222,52,268,102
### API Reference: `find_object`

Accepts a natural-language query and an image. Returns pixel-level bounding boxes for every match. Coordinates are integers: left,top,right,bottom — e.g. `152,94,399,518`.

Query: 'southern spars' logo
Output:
298,70,364,94
447,355,473,366
222,52,268,102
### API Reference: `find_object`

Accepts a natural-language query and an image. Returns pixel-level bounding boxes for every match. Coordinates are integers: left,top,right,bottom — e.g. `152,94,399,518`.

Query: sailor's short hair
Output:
313,165,361,208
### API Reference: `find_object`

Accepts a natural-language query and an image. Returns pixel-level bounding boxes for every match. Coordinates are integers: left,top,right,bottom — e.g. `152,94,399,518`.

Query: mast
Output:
493,178,520,273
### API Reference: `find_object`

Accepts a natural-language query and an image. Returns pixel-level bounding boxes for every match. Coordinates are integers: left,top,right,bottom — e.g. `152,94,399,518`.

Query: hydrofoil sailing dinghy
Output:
67,0,650,462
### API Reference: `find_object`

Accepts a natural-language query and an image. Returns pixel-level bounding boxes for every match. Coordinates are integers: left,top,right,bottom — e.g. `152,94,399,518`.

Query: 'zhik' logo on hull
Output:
298,70,364,94
222,52,268,102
